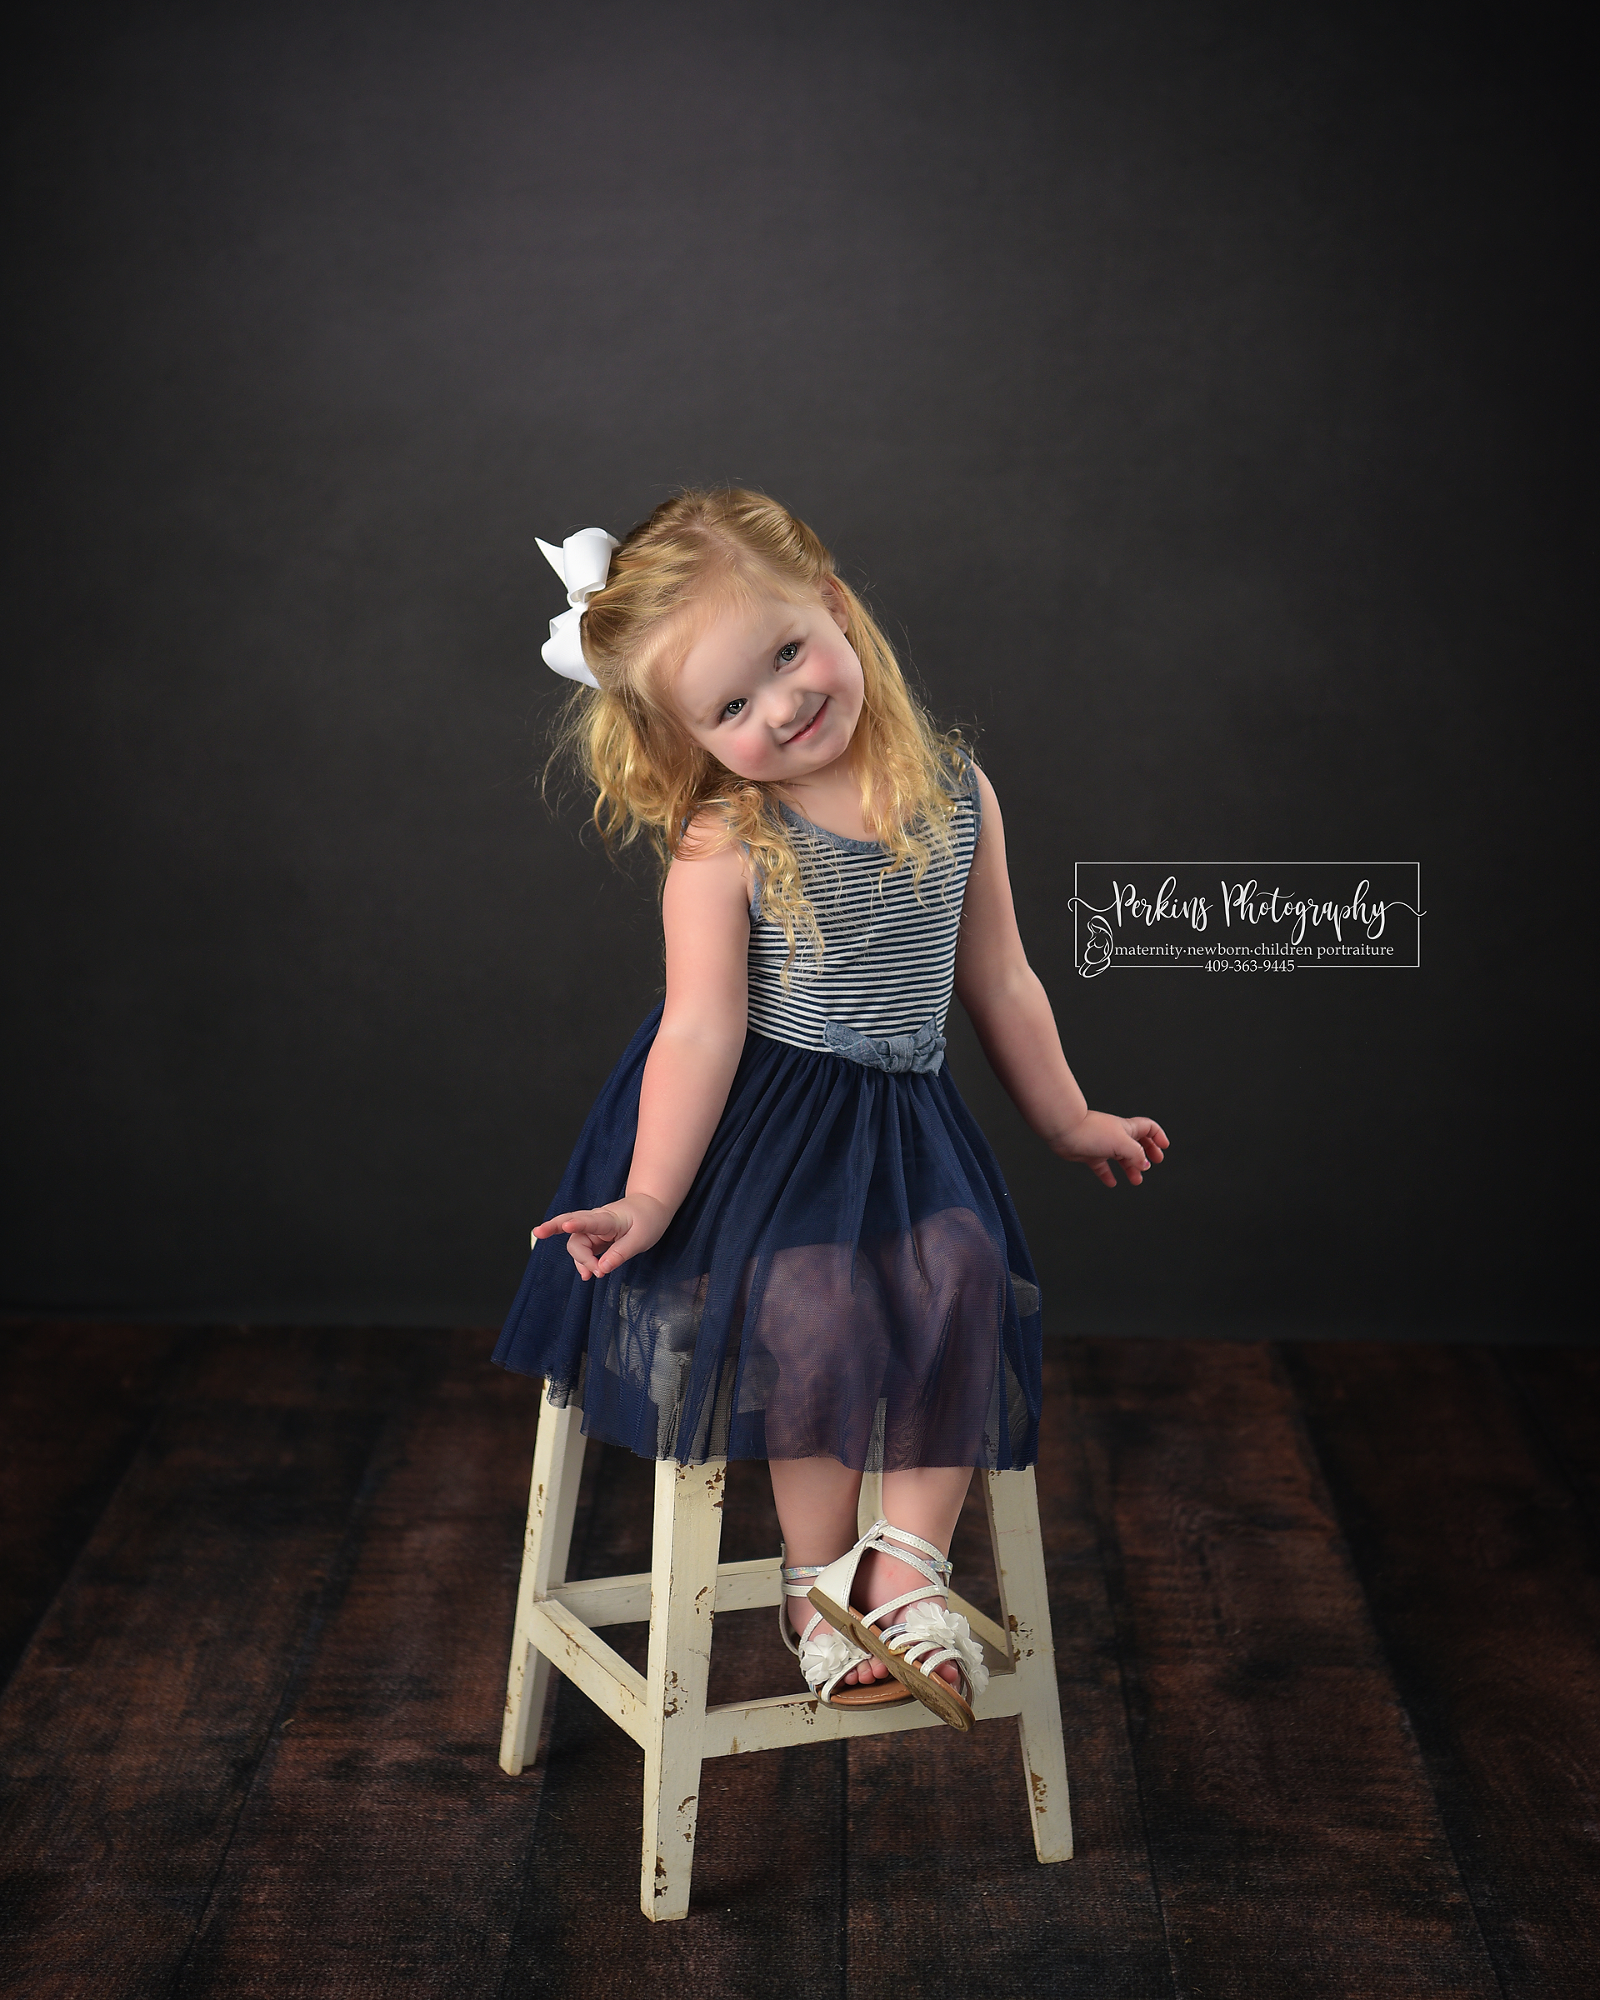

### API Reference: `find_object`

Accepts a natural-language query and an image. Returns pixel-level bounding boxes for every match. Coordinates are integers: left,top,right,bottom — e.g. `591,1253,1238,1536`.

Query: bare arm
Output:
533,824,751,1277
626,838,749,1217
954,767,1167,1186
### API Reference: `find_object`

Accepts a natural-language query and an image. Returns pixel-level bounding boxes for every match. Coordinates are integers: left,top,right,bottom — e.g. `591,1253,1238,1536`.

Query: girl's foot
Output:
785,1594,894,1687
767,1460,977,1693
779,1556,910,1706
805,1520,990,1730
785,1548,963,1687
851,1546,964,1686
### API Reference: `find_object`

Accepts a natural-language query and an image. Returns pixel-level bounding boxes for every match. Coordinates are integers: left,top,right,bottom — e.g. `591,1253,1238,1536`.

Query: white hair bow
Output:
536,528,619,688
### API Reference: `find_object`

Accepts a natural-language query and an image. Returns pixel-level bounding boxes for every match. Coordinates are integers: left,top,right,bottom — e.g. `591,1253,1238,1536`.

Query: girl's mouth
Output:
784,700,827,746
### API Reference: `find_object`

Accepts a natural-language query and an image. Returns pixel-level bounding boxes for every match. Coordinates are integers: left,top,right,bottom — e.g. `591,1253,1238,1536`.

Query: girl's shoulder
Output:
672,802,747,869
673,801,759,908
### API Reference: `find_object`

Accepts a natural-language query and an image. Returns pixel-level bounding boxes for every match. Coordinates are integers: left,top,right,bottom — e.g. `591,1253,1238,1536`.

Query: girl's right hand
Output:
532,1192,672,1281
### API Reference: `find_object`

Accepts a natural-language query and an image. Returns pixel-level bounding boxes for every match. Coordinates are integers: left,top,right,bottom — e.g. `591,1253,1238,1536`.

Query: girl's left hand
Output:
1051,1111,1169,1187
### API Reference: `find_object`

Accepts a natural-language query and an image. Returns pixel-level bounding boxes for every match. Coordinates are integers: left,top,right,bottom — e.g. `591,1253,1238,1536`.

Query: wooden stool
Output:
499,1391,1073,1921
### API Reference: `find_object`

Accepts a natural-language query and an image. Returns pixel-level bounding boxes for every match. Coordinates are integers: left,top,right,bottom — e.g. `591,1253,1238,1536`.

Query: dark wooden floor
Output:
0,1330,1595,1998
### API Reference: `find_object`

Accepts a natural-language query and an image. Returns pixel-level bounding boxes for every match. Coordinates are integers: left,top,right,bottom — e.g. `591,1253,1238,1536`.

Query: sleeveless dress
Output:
493,761,1044,1472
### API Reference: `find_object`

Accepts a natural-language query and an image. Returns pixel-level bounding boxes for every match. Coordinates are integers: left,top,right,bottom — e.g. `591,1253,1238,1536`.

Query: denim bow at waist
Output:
821,1016,947,1075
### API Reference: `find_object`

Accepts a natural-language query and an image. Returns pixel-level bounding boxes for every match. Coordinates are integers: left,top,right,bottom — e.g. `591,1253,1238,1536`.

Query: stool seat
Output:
499,1392,1072,1921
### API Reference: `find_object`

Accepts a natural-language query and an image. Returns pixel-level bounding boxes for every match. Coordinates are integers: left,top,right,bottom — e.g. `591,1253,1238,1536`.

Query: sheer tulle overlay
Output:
494,1006,1043,1470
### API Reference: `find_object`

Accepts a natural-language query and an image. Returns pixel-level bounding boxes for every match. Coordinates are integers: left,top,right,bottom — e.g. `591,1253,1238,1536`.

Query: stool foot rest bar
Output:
500,1392,1072,1921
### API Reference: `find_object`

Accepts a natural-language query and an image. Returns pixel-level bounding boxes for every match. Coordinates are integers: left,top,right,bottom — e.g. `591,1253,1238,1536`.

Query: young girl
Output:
494,490,1166,1729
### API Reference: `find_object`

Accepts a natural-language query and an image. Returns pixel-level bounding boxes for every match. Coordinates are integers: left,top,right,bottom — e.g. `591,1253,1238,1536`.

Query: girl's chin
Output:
786,719,848,765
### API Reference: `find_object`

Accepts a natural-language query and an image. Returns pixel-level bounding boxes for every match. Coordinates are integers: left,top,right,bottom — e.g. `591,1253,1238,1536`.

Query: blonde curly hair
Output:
550,488,966,965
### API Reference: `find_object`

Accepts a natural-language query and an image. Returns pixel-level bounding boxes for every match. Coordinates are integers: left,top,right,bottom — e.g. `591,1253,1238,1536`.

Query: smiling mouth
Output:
784,700,827,746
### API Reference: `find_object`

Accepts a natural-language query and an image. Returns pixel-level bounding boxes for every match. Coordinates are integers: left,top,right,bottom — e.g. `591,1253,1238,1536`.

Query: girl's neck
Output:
773,757,877,844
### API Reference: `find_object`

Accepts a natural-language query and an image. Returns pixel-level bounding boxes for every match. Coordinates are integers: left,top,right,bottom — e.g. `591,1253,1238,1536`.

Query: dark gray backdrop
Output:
5,1,1585,1332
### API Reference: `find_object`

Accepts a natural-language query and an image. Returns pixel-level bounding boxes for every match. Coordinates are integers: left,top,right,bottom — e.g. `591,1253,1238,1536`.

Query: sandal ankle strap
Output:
874,1521,953,1572
781,1560,826,1601
859,1519,954,1591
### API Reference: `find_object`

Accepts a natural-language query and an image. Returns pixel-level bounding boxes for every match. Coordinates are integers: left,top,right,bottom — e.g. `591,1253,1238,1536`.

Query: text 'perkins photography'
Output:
1072,864,1425,975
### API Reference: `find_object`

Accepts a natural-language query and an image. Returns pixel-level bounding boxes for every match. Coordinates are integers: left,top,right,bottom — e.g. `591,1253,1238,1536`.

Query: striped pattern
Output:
747,770,981,1053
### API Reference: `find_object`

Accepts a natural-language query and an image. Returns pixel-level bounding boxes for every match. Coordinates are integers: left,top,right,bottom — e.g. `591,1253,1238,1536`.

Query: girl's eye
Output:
776,641,801,664
722,697,747,720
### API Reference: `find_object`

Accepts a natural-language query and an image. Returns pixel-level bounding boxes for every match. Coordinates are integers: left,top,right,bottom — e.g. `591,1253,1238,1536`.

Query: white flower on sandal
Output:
798,1626,862,1689
899,1600,990,1696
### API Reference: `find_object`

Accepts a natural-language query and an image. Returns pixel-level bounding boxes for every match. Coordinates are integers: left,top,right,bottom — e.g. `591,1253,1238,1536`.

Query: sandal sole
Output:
807,1588,976,1732
821,1680,913,1709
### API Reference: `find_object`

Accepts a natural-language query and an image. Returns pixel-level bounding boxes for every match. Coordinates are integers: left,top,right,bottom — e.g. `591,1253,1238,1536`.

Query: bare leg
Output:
853,1465,975,1685
768,1456,883,1686
768,1456,862,1564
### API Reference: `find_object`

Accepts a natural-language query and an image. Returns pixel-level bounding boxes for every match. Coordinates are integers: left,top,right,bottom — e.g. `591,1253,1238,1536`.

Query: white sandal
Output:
780,1555,912,1709
806,1520,990,1731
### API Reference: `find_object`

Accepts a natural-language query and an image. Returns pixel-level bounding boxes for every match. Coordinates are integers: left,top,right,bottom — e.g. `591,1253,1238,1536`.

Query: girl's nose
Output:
765,688,806,730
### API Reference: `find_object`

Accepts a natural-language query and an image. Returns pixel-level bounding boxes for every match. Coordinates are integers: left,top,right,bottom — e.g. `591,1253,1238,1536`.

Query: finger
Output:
564,1232,602,1277
559,1208,625,1243
1117,1129,1160,1175
1091,1160,1116,1187
594,1228,640,1275
535,1213,597,1241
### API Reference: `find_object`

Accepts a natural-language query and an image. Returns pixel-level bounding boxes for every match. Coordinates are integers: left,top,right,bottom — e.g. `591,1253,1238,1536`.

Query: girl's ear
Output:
819,578,851,633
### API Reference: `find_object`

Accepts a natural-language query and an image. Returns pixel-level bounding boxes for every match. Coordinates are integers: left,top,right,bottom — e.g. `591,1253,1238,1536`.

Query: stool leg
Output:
500,1390,587,1775
856,1465,883,1535
640,1458,725,1921
984,1468,1073,1863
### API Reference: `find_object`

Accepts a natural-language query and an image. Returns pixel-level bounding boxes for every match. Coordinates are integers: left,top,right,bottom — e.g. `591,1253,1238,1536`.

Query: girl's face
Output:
670,583,865,786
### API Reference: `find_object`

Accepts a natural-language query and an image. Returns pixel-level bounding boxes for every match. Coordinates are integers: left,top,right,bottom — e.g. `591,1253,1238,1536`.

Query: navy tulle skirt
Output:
494,1006,1043,1471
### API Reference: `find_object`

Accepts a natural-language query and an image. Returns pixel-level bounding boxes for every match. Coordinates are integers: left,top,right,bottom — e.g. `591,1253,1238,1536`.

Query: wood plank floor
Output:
0,1328,1595,1997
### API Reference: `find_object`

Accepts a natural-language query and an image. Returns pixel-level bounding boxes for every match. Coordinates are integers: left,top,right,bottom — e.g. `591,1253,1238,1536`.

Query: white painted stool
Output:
499,1390,1073,1921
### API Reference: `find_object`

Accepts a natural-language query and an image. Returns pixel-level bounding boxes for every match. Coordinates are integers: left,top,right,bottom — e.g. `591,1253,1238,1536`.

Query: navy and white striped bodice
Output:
746,768,981,1073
